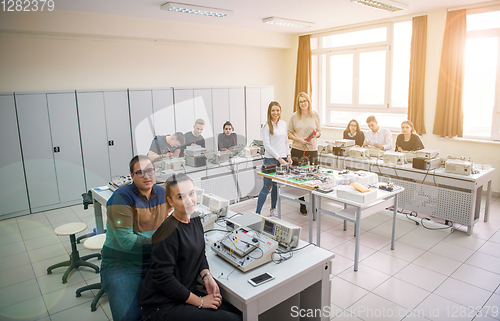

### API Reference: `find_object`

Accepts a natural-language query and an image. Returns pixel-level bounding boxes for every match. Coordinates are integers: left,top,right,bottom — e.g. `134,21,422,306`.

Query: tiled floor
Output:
1,195,500,321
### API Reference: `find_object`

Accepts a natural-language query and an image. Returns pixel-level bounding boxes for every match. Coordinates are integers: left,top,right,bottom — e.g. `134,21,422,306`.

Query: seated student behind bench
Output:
395,120,424,152
363,115,392,151
148,132,185,162
140,173,241,321
343,119,365,147
218,121,237,151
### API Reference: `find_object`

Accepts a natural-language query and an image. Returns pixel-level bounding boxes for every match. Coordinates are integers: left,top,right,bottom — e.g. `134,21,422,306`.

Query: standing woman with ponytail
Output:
255,101,292,217
287,92,321,215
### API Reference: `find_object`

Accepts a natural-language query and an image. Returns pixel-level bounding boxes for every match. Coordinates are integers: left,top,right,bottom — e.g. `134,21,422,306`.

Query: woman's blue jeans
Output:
256,158,280,214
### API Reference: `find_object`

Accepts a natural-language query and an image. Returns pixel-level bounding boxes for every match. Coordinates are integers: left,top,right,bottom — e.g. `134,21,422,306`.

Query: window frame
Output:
311,21,410,130
463,7,500,141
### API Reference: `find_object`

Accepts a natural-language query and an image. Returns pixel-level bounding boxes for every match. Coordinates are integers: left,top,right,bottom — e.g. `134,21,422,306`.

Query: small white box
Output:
383,151,406,165
335,139,355,147
349,147,368,159
353,171,378,186
416,149,439,159
445,159,472,176
335,185,377,204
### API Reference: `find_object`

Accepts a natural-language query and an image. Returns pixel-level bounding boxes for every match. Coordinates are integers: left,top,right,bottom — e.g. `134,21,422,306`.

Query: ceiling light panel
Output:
262,17,315,29
350,0,408,12
161,2,233,18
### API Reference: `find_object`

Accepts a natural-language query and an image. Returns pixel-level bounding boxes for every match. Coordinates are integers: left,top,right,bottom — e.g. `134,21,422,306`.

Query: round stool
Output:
75,233,106,312
47,222,101,284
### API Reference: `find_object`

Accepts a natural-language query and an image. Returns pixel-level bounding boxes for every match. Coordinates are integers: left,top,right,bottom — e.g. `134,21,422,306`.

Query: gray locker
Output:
0,94,30,218
15,92,85,212
77,90,133,188
193,89,213,150
173,88,195,134
245,86,275,143
229,87,246,145
104,91,133,178
152,89,175,137
77,91,111,189
46,93,86,204
129,90,155,156
212,88,230,151
15,93,60,209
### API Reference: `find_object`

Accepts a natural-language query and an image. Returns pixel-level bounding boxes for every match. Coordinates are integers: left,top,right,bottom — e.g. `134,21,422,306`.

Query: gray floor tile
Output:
0,251,31,273
0,264,35,288
0,295,48,321
27,243,67,263
49,300,109,321
0,241,26,258
0,279,41,309
42,282,91,315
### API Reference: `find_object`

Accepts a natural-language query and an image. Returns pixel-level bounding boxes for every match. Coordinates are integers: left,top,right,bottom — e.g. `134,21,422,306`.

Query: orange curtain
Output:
433,9,467,137
294,35,312,112
408,15,427,135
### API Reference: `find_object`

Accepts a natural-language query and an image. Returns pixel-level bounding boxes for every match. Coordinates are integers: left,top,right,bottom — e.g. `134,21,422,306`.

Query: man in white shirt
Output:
363,116,392,151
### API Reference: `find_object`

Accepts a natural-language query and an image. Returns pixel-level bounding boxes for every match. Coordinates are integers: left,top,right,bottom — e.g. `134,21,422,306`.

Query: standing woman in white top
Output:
288,92,321,215
255,101,292,217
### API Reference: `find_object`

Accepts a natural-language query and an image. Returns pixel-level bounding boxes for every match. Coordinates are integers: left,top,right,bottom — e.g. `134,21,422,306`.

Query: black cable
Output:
420,218,453,230
393,164,400,180
422,166,430,183
204,228,230,233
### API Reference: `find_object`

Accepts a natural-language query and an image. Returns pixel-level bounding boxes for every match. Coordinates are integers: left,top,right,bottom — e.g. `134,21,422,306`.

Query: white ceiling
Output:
54,0,493,33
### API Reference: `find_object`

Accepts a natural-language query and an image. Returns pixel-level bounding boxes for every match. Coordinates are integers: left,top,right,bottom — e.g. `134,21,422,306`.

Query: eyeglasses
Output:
132,168,156,178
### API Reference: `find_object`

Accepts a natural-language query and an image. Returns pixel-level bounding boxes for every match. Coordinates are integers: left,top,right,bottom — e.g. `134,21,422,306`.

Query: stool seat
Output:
54,222,87,236
47,222,101,284
83,234,106,250
76,233,107,312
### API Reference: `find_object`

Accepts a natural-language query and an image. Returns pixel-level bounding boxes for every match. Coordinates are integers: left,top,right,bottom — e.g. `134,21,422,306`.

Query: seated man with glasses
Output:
101,155,168,321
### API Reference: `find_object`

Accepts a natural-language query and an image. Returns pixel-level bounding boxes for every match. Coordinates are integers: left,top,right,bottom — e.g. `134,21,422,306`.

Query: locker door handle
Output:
108,140,114,146
53,147,60,153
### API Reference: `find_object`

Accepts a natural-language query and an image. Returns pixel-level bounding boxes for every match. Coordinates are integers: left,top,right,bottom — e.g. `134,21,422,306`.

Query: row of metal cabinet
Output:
0,86,273,219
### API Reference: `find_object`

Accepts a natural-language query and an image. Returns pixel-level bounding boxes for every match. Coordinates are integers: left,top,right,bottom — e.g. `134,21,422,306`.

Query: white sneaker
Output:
269,209,278,217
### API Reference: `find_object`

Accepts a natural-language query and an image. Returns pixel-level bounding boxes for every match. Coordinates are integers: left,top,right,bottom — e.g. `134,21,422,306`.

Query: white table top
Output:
313,185,404,208
83,233,106,250
54,222,87,236
206,240,334,303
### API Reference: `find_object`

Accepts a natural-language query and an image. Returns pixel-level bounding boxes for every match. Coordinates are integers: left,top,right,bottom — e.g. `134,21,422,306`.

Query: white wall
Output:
320,8,500,193
0,10,297,111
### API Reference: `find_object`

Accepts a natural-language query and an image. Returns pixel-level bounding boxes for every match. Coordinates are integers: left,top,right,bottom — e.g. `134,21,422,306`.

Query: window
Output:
312,21,412,130
463,9,500,140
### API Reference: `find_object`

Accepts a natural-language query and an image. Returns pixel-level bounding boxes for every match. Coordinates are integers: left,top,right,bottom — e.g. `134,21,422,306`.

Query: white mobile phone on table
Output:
248,272,275,287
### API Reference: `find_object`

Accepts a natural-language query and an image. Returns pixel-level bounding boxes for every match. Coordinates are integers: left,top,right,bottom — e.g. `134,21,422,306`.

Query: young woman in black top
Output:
395,120,424,152
343,119,365,147
140,174,241,321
